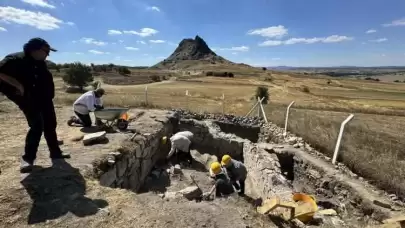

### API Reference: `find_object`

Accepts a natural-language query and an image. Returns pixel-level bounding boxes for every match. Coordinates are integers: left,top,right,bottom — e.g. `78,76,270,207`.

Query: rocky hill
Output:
152,35,238,70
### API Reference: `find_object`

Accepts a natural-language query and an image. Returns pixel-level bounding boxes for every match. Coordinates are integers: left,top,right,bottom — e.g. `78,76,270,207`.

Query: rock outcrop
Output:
152,35,234,69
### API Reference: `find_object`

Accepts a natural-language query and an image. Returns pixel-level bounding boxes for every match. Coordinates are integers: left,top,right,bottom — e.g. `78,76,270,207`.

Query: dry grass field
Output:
29,67,405,199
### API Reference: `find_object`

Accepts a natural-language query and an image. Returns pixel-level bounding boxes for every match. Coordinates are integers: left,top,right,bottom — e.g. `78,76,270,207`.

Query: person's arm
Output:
84,94,96,112
166,140,176,158
95,97,103,106
0,57,24,95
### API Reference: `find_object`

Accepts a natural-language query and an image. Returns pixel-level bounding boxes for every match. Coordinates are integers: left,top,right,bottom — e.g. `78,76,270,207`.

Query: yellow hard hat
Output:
221,155,232,166
210,162,222,175
162,136,167,144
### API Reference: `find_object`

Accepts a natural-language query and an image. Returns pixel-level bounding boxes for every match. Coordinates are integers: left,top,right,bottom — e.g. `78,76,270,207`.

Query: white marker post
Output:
257,97,261,118
259,99,268,123
245,97,265,117
332,114,354,165
283,101,295,136
222,93,225,114
186,90,189,110
145,86,148,105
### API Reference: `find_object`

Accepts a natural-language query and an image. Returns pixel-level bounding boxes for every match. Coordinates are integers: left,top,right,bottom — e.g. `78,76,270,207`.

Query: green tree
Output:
255,86,269,104
118,66,131,75
63,62,94,90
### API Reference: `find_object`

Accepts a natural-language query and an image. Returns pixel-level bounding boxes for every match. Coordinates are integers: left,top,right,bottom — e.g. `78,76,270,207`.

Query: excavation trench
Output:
94,115,389,228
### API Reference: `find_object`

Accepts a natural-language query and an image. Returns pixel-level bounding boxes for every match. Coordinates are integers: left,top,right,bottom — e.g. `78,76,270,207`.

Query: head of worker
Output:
94,88,105,98
210,161,222,176
221,155,232,168
24,37,57,61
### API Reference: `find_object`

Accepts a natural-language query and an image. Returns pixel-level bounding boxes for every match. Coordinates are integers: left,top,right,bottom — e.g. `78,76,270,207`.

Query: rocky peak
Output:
165,35,218,61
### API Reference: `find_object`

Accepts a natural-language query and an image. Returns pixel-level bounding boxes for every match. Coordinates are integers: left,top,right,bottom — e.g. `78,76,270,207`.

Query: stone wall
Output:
97,113,177,193
177,119,248,161
243,143,293,201
213,120,260,143
177,118,294,201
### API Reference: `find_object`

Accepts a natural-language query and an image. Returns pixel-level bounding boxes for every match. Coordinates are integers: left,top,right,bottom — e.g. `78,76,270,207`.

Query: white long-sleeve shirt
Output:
73,91,103,115
167,134,191,159
175,131,194,139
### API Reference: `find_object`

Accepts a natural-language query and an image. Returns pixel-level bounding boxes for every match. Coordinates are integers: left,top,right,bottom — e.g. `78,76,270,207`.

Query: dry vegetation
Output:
47,66,405,199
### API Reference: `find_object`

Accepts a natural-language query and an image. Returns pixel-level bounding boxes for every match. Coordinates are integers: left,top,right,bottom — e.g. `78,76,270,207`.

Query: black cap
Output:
26,37,57,52
95,88,105,95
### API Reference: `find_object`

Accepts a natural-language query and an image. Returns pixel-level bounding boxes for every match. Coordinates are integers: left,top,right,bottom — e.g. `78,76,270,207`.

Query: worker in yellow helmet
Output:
221,154,247,196
203,162,235,200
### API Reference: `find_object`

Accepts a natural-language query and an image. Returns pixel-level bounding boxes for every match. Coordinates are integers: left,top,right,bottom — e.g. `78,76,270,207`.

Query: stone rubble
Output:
173,109,265,126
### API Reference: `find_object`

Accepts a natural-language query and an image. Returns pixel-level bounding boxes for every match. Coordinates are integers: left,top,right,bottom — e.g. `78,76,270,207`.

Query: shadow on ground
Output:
20,160,108,225
80,126,118,134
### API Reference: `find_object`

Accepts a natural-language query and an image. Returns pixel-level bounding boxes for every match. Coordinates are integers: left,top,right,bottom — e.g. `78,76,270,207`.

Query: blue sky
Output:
0,0,404,67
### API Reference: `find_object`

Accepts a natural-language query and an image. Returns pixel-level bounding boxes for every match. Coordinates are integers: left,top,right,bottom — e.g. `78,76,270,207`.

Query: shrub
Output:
263,77,273,82
205,71,234,77
262,67,267,71
255,86,269,104
118,67,131,75
150,75,161,82
63,62,93,90
301,85,310,93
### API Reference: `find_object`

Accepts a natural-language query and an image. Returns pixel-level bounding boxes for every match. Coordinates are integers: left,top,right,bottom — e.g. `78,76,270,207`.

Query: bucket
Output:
292,193,318,223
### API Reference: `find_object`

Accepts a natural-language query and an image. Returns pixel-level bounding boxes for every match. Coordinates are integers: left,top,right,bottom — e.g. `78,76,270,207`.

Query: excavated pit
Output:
93,113,395,228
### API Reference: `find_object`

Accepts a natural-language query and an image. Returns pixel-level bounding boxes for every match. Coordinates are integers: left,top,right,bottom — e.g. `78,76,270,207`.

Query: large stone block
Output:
117,156,128,177
100,166,117,187
179,186,203,200
83,131,107,146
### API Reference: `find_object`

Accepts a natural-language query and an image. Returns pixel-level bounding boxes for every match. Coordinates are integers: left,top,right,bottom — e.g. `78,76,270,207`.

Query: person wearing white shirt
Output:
164,131,194,165
71,88,105,127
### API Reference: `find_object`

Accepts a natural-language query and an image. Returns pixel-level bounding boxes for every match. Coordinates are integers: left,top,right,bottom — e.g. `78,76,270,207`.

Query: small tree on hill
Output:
118,66,131,75
255,86,269,104
63,62,93,90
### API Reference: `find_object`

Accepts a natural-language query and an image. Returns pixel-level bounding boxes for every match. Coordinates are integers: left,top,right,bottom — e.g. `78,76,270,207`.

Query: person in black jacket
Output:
0,38,70,173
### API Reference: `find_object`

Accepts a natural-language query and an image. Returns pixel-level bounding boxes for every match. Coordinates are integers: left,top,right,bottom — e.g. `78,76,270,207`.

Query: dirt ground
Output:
0,101,279,228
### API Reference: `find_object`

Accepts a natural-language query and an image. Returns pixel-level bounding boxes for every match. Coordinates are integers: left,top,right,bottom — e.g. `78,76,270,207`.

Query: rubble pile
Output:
173,109,265,126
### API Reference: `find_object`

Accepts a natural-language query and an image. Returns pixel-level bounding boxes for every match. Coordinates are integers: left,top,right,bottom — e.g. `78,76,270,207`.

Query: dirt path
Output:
0,101,278,228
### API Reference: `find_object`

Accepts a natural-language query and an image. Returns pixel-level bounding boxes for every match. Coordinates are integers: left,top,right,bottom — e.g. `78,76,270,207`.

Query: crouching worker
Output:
203,162,235,200
164,131,194,166
68,88,105,127
221,155,247,196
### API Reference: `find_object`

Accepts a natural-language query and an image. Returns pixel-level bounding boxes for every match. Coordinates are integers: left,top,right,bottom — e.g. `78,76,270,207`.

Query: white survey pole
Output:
257,97,261,117
283,101,295,136
145,86,148,105
222,93,225,114
259,99,268,123
186,90,189,110
332,114,354,165
245,97,265,117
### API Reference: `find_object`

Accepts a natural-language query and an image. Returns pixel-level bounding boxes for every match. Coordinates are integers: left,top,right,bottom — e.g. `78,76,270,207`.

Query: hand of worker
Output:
94,105,104,111
202,192,211,200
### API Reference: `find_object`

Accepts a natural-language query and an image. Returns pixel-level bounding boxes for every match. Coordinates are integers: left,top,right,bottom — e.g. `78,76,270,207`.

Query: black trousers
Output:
6,93,62,162
232,179,245,195
74,111,92,127
173,147,193,165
